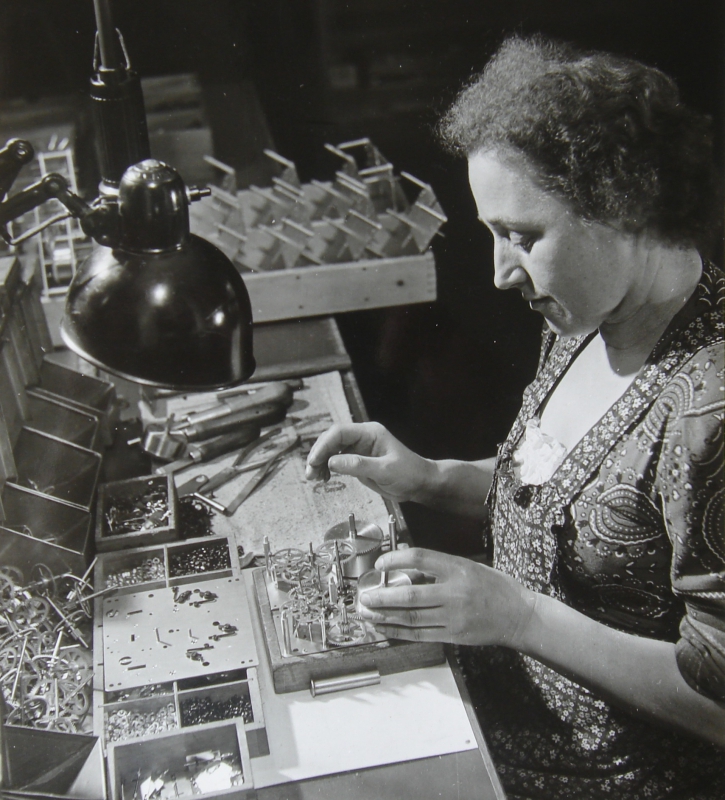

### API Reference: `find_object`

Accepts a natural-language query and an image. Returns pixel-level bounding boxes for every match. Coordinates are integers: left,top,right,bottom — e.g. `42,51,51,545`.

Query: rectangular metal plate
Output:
102,576,258,691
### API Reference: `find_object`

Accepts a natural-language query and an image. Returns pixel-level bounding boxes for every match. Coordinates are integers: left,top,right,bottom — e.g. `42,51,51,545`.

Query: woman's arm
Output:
521,592,725,746
305,421,495,519
359,548,725,747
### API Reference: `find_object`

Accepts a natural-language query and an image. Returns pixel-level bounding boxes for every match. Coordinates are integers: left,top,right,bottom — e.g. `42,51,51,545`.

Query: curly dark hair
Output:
438,35,720,253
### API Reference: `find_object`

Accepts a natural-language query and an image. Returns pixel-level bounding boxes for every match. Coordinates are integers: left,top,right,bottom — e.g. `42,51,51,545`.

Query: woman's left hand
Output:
358,548,537,648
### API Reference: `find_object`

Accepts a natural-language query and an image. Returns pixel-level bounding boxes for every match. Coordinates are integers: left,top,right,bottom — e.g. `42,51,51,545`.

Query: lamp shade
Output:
60,160,255,390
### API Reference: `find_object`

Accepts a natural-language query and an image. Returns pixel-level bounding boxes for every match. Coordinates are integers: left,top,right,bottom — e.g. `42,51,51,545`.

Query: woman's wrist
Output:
413,457,495,517
408,456,443,506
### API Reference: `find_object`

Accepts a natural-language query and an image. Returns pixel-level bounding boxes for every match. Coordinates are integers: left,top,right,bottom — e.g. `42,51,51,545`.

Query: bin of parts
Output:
96,473,179,552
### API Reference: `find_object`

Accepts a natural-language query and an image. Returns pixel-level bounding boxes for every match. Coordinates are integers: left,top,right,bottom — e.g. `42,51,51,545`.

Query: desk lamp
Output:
0,0,255,390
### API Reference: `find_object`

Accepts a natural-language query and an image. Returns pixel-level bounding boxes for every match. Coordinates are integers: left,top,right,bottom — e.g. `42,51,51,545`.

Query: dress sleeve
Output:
655,343,725,702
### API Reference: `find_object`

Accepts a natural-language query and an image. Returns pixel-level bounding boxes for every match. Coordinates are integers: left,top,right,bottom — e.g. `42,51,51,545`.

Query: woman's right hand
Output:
305,422,435,505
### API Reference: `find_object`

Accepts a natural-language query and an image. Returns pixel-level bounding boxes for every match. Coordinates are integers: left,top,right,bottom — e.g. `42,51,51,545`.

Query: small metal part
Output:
155,628,172,647
325,516,384,578
187,643,214,652
388,514,398,551
177,474,210,497
209,631,237,641
191,492,227,514
327,571,339,605
334,540,344,587
310,669,380,697
356,568,412,615
281,608,293,656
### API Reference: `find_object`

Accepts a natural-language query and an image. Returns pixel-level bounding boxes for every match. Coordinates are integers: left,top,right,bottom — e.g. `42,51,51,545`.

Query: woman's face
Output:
468,150,641,337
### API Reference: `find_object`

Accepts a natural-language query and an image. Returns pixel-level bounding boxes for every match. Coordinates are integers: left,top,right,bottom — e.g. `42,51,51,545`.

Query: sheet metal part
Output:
102,577,258,691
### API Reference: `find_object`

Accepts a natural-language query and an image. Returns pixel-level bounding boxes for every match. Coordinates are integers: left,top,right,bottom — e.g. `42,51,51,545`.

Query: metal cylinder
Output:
310,669,381,697
324,518,384,579
356,569,412,615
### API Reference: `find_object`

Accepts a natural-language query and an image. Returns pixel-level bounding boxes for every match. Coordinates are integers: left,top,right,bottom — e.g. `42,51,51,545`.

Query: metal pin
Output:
388,514,398,551
348,513,357,539
281,608,293,656
191,492,227,514
333,540,344,585
328,571,339,604
46,596,89,648
10,636,28,701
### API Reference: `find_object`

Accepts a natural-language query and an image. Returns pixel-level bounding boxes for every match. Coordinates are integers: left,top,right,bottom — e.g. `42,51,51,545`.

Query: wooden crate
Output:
244,252,436,323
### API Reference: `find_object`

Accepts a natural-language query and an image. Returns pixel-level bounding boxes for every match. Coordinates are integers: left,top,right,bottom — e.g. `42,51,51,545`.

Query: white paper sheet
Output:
252,660,477,787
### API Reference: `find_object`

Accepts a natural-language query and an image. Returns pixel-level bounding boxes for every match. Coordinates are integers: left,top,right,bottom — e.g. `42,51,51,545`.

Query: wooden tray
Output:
252,567,444,694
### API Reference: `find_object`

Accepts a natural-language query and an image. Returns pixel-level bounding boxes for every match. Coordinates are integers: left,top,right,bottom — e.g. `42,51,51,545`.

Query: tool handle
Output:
185,382,294,425
187,424,260,462
201,427,283,494
181,403,286,441
224,435,300,516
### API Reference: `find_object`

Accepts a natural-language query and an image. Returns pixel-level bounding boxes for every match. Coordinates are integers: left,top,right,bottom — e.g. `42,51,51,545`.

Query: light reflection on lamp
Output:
61,160,255,390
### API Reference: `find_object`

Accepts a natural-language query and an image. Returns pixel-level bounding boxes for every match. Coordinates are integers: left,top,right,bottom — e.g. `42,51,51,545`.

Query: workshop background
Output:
0,0,722,555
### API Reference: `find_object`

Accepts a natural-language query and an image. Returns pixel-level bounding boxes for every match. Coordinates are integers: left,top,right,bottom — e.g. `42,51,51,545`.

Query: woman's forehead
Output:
468,150,571,224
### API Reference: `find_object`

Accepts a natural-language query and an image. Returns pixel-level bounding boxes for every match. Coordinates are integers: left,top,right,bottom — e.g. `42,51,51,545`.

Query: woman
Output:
305,37,725,799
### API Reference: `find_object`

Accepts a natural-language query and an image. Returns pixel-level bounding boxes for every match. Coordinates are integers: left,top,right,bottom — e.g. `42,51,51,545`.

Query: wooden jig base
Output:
252,568,444,694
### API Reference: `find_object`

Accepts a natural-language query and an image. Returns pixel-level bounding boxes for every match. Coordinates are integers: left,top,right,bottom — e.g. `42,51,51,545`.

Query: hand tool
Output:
177,401,286,442
156,424,261,475
199,427,283,495
178,381,294,427
223,435,300,516
177,473,211,498
186,424,261,462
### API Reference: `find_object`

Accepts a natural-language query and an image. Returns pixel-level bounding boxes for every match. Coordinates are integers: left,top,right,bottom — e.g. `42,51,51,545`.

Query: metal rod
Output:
310,669,381,697
93,0,122,70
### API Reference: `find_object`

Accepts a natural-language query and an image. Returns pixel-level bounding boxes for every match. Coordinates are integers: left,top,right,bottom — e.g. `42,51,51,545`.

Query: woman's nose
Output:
492,239,528,291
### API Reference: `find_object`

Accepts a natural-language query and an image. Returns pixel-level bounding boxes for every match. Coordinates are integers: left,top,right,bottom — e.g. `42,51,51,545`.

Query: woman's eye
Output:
510,233,535,252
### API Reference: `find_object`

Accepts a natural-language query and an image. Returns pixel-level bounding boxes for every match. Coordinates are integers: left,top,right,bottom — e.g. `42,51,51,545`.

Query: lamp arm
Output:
0,140,121,248
0,139,35,200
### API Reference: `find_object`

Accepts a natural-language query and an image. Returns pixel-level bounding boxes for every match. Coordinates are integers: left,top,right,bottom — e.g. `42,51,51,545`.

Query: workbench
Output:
96,315,505,800
0,306,505,799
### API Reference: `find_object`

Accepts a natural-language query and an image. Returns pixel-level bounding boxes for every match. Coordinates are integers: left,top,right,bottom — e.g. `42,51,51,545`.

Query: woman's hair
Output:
438,35,720,252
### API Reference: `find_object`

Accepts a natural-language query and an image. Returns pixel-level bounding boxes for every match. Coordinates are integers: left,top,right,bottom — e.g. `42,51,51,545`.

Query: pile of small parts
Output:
0,563,94,732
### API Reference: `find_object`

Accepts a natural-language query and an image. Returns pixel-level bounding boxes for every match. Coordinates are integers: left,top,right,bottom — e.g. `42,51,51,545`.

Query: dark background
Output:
1,0,722,553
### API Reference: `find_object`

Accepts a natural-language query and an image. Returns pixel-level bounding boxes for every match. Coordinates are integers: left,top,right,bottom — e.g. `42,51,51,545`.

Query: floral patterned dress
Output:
459,261,725,799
